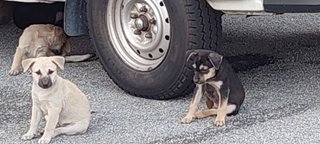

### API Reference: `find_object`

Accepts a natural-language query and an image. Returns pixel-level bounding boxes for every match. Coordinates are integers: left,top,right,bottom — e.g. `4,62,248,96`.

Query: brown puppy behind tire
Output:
9,24,94,76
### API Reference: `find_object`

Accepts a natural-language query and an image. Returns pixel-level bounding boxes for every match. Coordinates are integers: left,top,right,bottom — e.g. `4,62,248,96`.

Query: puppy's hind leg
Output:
195,104,237,119
52,119,90,138
195,109,217,119
194,98,216,119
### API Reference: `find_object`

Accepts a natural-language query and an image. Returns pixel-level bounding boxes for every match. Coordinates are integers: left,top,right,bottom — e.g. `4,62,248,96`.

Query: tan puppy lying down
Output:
21,56,91,144
9,24,94,76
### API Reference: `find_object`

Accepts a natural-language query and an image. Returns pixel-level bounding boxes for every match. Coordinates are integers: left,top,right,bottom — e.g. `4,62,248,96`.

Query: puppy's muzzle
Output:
38,76,52,89
193,74,205,84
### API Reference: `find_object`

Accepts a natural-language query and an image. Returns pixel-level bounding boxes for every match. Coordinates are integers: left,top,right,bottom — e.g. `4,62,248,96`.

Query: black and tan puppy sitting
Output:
181,49,245,126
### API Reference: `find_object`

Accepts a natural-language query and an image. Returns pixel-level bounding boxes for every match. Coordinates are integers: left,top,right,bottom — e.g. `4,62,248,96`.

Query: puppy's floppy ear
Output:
208,52,223,70
54,26,71,55
186,50,198,62
186,50,198,69
22,58,36,72
50,56,65,70
61,39,71,55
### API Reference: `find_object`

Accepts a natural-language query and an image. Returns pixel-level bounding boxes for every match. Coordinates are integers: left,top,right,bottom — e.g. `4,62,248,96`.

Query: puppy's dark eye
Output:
48,70,54,75
200,69,209,73
35,70,41,75
51,49,62,55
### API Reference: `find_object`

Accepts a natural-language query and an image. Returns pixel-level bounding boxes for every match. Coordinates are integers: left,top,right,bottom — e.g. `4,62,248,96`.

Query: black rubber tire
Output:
87,0,222,100
13,3,64,29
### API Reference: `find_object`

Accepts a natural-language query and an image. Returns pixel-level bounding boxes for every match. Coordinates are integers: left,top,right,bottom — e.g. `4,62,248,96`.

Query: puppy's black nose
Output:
193,74,200,83
38,77,52,89
193,78,199,83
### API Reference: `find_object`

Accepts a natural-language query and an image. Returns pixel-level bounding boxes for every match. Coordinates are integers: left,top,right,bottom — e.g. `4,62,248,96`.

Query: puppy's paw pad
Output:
21,133,36,140
181,116,193,124
38,137,51,144
214,118,225,127
9,69,22,76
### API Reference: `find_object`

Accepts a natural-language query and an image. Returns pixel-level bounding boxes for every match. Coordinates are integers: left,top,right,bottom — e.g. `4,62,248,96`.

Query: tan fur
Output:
195,108,217,119
9,24,71,76
194,104,236,120
202,68,216,82
215,98,228,126
181,84,203,124
21,56,90,144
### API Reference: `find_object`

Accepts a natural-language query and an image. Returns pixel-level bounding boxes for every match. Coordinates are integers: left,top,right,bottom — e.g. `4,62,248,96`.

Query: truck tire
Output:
87,0,222,99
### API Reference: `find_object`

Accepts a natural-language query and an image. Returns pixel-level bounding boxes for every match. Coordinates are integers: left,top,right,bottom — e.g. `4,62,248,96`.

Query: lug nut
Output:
149,18,156,24
145,33,152,38
130,13,138,19
134,30,142,35
139,6,148,12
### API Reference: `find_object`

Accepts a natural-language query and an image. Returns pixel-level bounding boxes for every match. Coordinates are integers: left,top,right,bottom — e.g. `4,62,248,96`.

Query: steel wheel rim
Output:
107,0,171,71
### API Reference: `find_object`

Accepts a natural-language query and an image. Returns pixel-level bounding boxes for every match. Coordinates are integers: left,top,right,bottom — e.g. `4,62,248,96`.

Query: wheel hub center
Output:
135,15,150,31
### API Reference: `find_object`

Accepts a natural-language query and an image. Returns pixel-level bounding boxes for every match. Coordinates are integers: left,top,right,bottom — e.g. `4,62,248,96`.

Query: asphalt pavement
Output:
1,13,320,144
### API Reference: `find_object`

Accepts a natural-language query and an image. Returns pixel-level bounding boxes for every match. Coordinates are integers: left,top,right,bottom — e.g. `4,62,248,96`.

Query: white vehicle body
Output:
6,0,265,12
6,0,64,3
207,0,264,11
8,0,319,15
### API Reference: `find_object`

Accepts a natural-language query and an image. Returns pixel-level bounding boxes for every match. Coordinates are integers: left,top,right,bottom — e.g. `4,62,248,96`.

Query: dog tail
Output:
65,54,96,62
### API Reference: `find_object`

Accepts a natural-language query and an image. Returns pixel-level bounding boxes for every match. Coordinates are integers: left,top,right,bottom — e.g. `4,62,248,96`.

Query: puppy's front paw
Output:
214,116,226,127
21,132,36,140
181,116,193,124
9,68,22,76
38,137,51,144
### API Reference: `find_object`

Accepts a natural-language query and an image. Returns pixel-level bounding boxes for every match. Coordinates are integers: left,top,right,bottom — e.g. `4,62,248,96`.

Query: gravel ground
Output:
1,13,320,144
